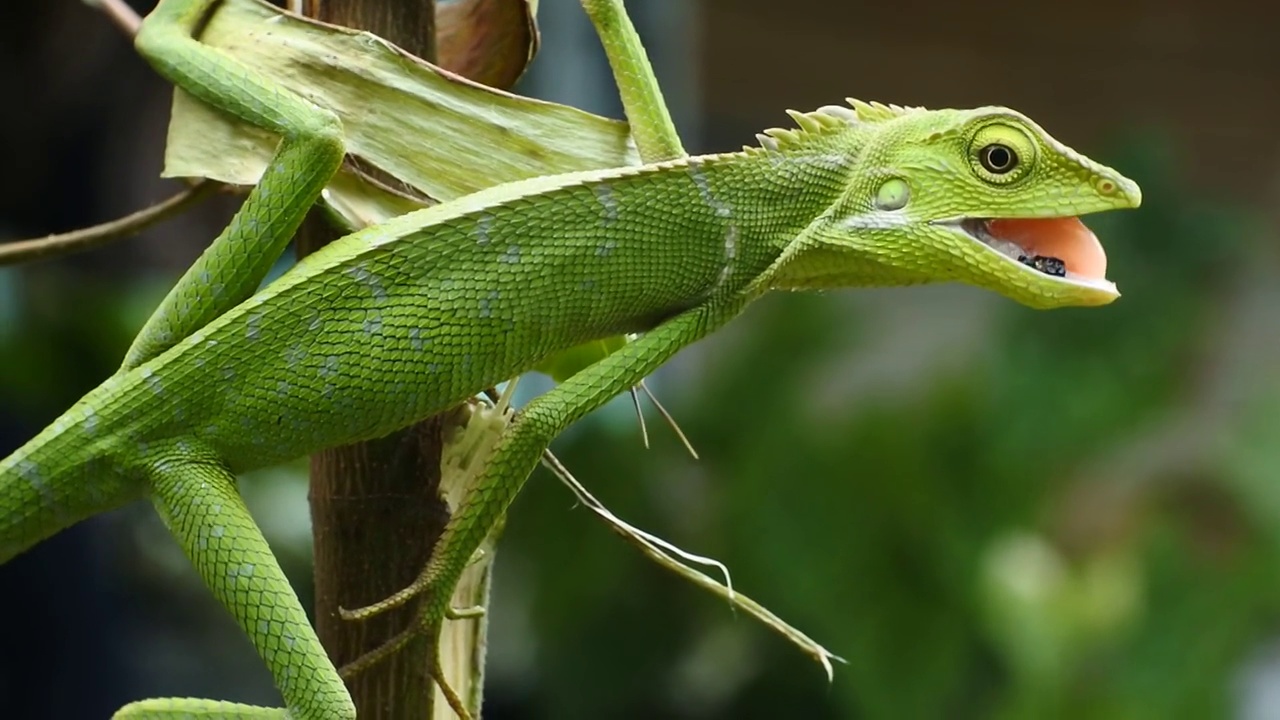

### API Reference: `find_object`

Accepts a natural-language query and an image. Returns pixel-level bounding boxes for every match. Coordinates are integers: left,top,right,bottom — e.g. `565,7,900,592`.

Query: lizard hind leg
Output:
124,450,355,720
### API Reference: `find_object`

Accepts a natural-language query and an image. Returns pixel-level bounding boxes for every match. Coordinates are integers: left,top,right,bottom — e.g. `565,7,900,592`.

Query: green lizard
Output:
0,0,1141,717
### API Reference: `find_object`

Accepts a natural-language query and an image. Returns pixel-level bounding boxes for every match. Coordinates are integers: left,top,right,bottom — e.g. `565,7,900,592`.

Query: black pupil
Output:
983,144,1015,173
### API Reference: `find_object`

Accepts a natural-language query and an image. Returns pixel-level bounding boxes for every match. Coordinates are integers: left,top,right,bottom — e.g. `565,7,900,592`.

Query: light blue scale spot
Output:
308,311,323,331
409,327,428,351
363,311,383,336
593,183,619,224
199,270,212,285
688,160,733,218
141,368,163,395
499,245,521,264
427,363,439,373
246,312,263,340
478,290,502,318
277,379,291,395
211,525,226,538
475,213,495,245
596,241,617,257
17,460,55,510
344,264,388,303
83,408,98,434
321,355,340,378
284,344,307,364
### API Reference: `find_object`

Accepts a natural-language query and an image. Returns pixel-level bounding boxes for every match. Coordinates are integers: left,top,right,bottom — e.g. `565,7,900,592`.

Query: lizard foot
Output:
339,546,488,622
338,621,473,720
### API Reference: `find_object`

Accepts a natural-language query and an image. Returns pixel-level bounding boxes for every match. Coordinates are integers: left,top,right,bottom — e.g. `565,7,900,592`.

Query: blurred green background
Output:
2,1,1279,718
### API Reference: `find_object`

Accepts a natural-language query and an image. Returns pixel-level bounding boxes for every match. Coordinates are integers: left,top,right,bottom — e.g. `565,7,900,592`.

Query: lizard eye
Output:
979,144,1017,174
969,123,1035,184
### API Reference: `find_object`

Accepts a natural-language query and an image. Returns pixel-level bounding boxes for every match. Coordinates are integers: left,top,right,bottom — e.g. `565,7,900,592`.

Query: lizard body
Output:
1,144,833,547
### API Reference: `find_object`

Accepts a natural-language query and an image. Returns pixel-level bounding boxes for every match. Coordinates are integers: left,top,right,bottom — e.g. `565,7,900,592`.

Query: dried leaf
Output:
164,0,636,228
437,0,540,89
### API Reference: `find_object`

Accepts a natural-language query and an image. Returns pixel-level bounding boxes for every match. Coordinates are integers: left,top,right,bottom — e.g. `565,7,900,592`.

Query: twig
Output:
0,181,222,267
638,380,699,459
539,449,844,679
82,0,143,37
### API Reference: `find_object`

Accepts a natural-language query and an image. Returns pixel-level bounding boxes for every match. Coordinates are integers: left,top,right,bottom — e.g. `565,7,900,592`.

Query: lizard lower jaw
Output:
954,217,1118,295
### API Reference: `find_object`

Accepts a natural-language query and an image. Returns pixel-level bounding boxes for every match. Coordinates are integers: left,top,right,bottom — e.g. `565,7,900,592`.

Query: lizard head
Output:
769,100,1142,309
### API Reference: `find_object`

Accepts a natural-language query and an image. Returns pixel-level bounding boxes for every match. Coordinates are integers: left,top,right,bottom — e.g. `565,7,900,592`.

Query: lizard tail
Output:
0,430,139,564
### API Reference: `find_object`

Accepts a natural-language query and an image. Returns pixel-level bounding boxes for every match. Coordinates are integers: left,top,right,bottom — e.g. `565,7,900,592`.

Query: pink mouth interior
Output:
986,217,1108,281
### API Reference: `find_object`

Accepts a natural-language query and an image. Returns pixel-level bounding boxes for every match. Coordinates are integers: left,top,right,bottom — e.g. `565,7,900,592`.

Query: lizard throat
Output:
960,217,1108,285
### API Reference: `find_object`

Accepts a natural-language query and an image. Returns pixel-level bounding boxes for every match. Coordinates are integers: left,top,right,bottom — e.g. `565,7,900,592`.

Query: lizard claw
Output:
338,616,474,720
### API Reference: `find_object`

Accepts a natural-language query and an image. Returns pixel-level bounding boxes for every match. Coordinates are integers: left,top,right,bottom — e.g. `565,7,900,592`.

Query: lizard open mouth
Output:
958,217,1113,290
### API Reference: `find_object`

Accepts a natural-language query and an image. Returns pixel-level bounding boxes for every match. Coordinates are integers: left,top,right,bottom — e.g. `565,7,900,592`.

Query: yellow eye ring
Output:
969,123,1035,184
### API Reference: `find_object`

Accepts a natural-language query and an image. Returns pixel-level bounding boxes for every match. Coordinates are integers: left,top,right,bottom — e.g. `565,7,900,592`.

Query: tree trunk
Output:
296,2,484,718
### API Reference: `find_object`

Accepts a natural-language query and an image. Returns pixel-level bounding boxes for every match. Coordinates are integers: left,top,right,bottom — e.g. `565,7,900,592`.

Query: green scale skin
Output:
0,0,1141,717
0,146,844,554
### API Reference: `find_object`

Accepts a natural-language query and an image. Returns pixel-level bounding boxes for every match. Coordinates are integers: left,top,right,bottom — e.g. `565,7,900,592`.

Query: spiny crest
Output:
746,97,925,154
846,98,922,123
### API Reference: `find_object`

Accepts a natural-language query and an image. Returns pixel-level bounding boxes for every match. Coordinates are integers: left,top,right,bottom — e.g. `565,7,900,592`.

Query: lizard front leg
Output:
338,300,740,718
124,0,345,370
